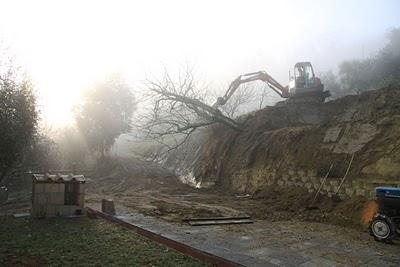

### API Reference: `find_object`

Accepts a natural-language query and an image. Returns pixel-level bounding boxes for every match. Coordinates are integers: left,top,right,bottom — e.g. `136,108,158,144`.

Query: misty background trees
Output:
0,65,38,184
324,28,400,97
74,76,135,159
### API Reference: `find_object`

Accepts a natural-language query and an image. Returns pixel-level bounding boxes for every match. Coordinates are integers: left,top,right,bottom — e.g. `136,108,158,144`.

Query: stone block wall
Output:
232,168,400,200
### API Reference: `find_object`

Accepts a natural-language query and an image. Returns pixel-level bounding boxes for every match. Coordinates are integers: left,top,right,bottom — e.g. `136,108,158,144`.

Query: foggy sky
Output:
0,0,399,126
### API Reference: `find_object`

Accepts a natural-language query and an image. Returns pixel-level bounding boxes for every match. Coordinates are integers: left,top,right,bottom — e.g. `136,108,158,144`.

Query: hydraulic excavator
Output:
213,62,330,108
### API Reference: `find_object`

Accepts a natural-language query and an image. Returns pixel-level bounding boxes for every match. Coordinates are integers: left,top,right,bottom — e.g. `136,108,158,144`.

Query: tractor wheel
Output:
369,214,396,242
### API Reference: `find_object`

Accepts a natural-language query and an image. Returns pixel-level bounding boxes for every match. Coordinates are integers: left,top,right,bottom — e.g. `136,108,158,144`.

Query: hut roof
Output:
32,173,85,183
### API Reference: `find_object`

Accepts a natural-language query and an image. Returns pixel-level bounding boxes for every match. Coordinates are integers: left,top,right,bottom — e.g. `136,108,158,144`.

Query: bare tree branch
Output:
131,67,243,157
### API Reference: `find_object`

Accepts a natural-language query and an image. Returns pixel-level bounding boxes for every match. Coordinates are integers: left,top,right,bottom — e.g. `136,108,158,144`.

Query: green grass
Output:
0,216,207,267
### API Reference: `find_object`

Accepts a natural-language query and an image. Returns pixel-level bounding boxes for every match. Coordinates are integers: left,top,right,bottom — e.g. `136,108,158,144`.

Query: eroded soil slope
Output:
185,87,400,194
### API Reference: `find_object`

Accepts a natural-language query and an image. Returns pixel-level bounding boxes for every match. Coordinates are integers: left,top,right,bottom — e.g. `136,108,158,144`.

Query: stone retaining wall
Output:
231,168,400,200
276,170,400,199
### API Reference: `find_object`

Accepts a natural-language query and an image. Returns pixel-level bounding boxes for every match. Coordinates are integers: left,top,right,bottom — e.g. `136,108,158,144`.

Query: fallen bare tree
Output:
217,83,257,118
132,68,243,155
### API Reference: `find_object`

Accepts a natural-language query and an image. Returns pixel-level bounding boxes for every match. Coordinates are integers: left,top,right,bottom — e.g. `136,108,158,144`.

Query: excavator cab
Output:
289,62,325,98
294,62,314,89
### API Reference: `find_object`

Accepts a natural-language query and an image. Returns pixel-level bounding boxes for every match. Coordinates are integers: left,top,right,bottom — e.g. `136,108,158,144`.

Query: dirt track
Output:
86,162,372,228
86,165,400,266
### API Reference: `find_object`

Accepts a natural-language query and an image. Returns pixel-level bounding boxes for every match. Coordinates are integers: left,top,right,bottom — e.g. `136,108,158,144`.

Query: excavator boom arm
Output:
213,71,289,108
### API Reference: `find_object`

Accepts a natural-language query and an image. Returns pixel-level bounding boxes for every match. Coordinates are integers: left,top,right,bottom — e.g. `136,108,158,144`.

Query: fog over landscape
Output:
0,0,399,127
2,1,400,266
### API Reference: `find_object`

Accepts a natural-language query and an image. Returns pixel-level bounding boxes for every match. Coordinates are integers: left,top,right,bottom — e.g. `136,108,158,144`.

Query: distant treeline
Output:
324,27,400,98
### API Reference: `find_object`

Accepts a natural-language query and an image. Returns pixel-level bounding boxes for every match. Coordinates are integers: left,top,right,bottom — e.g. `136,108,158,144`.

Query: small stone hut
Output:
32,173,85,217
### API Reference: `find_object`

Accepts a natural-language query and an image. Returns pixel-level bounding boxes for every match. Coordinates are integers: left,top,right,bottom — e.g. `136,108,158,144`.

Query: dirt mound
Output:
87,88,400,230
180,87,400,192
250,186,369,228
86,157,181,194
161,87,400,227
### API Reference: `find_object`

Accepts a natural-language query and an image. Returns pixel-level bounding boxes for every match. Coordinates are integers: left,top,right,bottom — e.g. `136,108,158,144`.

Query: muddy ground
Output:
1,158,398,266
86,158,375,230
83,158,400,266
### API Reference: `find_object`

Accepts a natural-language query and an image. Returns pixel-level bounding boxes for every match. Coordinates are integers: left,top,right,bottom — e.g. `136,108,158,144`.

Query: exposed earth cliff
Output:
171,87,400,199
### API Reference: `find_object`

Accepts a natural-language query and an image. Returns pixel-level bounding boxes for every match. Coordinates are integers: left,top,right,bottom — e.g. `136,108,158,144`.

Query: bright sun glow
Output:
0,0,398,126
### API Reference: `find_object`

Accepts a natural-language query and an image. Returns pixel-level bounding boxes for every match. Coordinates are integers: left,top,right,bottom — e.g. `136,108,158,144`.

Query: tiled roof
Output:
32,173,85,183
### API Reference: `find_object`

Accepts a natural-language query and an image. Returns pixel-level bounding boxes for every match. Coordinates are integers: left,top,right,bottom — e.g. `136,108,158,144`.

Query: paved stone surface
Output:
112,212,400,267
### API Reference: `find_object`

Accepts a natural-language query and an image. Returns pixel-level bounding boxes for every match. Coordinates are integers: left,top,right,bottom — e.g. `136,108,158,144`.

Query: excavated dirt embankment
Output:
174,87,400,200
86,87,400,229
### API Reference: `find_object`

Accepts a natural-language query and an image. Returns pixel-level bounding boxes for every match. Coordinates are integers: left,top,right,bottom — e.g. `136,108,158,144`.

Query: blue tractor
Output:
369,187,400,242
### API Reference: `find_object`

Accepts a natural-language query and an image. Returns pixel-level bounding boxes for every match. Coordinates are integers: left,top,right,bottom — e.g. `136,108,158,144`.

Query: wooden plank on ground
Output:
182,216,251,222
187,219,254,226
183,216,254,226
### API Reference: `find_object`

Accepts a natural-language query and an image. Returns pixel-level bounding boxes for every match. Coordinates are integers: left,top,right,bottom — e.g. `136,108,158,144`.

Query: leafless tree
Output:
258,84,275,109
132,67,243,155
218,83,257,118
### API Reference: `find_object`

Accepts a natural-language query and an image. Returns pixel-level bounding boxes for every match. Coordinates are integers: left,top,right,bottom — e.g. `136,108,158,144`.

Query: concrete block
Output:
60,206,74,216
32,204,47,217
313,183,321,190
323,184,332,192
102,199,116,215
356,189,366,197
79,184,85,194
79,194,85,206
307,170,317,177
46,205,56,217
58,206,66,216
301,176,308,183
352,180,367,190
56,183,64,193
310,177,319,184
34,183,45,193
329,180,339,188
345,188,355,197
337,188,345,196
51,184,60,193
73,207,84,216
35,194,50,205
305,182,313,189
44,183,53,193
51,193,64,205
